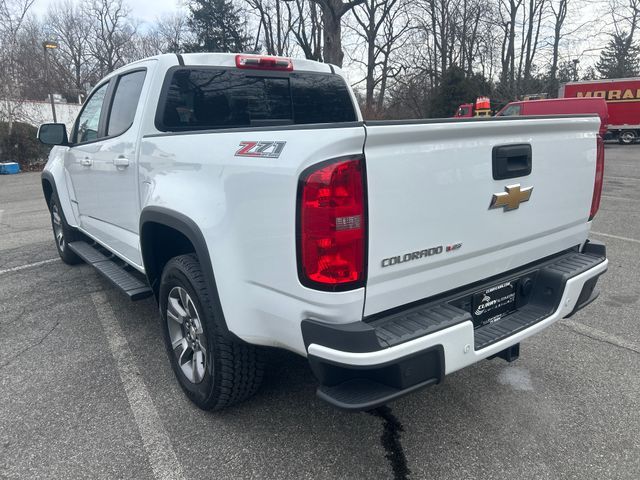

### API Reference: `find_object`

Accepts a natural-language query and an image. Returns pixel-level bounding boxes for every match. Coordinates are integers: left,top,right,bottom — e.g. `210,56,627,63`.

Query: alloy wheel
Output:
166,286,208,384
51,204,65,251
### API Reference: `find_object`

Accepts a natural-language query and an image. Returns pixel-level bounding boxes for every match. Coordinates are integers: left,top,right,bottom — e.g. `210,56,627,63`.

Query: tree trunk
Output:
321,1,344,66
313,0,366,67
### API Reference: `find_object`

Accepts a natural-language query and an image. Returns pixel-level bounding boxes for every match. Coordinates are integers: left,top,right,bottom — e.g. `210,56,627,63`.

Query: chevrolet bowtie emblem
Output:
489,184,533,211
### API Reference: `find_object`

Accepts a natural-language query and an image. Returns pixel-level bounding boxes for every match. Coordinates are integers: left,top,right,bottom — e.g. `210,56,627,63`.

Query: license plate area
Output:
470,280,518,328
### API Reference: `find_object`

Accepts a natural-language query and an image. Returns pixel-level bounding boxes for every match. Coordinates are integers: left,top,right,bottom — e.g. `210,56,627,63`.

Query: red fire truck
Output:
454,97,492,118
560,78,640,144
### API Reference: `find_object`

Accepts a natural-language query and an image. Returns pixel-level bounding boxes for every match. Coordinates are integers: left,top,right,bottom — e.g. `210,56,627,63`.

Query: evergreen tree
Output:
428,66,492,118
596,32,640,79
186,0,251,53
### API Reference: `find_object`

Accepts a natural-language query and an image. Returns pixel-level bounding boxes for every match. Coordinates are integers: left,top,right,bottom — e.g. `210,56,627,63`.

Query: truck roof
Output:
561,77,640,86
107,52,334,80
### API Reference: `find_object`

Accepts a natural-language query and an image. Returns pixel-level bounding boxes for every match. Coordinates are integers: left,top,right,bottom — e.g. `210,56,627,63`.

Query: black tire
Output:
618,130,637,145
159,254,264,410
48,192,83,265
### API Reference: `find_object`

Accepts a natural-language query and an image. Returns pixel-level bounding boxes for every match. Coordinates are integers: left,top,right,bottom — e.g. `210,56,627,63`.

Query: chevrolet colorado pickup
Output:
38,53,608,411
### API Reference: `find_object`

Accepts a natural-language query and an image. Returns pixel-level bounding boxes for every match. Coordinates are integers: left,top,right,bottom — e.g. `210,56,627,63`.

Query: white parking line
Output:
91,292,185,480
591,231,640,245
0,258,59,275
562,320,640,355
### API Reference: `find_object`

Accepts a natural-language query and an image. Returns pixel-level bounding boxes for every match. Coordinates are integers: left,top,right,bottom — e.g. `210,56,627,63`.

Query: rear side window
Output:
107,70,146,136
158,68,357,131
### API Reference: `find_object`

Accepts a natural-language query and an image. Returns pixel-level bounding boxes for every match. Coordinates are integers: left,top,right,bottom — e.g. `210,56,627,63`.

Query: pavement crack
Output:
560,321,640,356
0,321,60,370
368,406,411,480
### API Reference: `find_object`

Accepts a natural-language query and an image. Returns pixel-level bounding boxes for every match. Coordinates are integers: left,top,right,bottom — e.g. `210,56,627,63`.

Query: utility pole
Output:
42,40,59,123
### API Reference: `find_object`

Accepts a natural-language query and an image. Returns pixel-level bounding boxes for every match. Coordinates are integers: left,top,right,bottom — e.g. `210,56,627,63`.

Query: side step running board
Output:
68,241,153,301
317,377,439,411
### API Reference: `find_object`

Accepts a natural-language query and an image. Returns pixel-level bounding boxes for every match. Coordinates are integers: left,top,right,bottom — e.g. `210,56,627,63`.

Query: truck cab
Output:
496,97,609,136
454,103,474,118
454,97,492,118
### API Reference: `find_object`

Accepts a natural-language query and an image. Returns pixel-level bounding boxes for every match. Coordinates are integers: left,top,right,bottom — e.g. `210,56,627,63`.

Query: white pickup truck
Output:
38,53,608,411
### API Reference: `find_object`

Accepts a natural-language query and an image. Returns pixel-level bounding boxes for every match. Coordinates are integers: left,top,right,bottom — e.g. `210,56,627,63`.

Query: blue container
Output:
0,162,20,174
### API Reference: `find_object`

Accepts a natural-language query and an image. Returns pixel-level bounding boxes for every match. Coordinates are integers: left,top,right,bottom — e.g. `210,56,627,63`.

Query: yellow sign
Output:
577,89,640,102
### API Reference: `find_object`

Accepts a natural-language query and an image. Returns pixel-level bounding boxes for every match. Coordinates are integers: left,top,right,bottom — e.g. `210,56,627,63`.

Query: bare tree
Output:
0,0,37,132
516,0,546,87
247,0,292,55
84,0,137,76
459,0,487,75
375,4,413,111
497,0,523,95
288,0,323,60
47,0,96,102
154,12,193,53
608,0,640,40
348,0,412,114
137,13,193,57
548,0,568,87
309,0,366,66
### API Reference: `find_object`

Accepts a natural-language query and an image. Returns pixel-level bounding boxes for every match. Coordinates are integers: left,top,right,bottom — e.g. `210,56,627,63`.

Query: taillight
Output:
589,135,605,220
297,157,366,290
235,54,293,71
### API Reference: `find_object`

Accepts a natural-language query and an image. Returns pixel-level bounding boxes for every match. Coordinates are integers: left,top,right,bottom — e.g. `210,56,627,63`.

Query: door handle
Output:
492,144,532,180
113,157,130,167
81,157,92,167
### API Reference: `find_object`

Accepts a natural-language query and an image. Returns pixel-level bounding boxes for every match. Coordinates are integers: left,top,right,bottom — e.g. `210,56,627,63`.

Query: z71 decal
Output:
235,141,286,158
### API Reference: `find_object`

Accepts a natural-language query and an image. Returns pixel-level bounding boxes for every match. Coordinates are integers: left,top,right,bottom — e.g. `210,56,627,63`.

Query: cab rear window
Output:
157,68,357,131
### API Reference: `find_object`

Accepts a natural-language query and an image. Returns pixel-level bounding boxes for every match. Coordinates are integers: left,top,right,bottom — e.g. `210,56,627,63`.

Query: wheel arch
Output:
41,171,57,210
139,206,232,336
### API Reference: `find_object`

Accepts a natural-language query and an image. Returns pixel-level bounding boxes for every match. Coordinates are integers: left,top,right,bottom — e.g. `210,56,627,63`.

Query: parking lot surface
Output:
1,145,639,480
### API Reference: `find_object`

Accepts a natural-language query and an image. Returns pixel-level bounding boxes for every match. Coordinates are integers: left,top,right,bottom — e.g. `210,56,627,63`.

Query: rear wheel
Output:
49,193,82,265
618,130,637,145
159,254,264,410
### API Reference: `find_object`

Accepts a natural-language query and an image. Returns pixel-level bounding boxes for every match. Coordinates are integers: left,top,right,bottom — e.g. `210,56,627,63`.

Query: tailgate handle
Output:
492,144,532,180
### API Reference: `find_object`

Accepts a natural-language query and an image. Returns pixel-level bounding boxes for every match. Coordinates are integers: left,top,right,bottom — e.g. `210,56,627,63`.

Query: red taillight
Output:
589,135,605,220
235,54,293,71
298,157,366,290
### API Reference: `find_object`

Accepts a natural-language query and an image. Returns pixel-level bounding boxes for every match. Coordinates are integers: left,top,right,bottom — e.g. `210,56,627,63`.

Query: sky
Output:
32,0,184,24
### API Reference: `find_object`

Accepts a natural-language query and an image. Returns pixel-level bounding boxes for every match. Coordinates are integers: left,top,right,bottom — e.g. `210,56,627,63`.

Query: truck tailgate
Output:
363,116,600,316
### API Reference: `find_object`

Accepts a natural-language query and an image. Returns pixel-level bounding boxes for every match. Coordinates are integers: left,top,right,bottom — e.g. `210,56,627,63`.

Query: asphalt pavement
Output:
1,145,639,479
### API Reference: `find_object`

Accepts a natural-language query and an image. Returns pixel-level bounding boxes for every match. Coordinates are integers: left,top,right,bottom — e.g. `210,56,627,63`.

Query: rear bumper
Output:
303,242,607,411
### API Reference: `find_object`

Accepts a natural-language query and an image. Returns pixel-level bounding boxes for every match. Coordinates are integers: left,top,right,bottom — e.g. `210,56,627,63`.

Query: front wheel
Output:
159,254,264,410
48,193,82,265
618,130,637,145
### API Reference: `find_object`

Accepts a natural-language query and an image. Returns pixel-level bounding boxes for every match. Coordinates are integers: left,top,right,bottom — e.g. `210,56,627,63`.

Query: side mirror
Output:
38,123,69,146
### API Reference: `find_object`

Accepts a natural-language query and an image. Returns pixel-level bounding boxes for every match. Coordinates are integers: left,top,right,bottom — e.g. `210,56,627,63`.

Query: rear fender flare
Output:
139,206,233,337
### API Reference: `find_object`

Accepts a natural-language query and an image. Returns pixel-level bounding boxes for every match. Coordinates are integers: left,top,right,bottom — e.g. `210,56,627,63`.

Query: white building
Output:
3,99,81,132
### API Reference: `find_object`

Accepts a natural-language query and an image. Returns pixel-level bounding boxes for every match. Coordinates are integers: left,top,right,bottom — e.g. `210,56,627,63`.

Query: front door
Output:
65,81,110,221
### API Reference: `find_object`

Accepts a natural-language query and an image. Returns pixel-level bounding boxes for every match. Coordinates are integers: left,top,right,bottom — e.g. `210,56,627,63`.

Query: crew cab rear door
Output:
82,66,150,267
362,116,601,316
